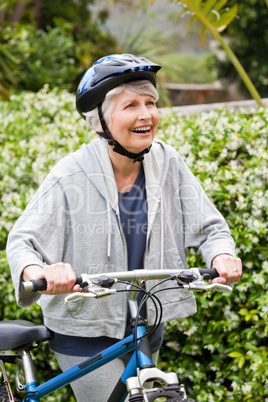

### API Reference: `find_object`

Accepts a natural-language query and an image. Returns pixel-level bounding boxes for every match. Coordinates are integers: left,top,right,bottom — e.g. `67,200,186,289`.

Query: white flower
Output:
242,384,252,394
204,344,214,351
262,261,268,272
252,272,265,285
231,381,239,390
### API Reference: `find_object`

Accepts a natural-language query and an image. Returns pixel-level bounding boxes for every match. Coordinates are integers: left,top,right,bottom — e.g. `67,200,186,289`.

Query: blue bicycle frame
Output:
24,302,154,401
2,268,229,401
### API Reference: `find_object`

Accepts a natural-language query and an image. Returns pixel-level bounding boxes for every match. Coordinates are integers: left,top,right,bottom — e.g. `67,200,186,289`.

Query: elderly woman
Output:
7,54,242,401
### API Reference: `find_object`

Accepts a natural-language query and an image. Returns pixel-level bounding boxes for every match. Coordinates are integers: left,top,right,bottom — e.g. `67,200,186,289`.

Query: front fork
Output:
127,283,154,368
126,285,184,401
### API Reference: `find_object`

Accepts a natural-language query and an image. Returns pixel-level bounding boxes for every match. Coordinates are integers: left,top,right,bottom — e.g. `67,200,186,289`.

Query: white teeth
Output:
131,126,150,132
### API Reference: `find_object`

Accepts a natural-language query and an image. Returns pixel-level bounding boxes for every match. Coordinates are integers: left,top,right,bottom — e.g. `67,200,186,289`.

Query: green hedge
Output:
0,88,267,401
157,108,268,401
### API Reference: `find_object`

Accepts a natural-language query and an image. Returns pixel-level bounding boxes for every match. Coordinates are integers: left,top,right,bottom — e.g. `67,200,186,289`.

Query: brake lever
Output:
64,285,116,304
183,282,232,292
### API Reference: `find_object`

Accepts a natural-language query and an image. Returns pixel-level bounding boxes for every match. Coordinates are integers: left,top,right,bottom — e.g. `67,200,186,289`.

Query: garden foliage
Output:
0,88,267,401
213,0,268,98
0,0,117,97
157,107,268,401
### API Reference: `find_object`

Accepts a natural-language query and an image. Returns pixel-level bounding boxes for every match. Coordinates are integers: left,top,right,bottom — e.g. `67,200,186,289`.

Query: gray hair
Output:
83,80,159,131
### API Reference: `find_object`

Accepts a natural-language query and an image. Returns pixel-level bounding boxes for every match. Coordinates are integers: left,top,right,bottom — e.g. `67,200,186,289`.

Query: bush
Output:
1,24,77,92
0,20,117,94
0,88,267,400
158,108,268,401
0,1,117,96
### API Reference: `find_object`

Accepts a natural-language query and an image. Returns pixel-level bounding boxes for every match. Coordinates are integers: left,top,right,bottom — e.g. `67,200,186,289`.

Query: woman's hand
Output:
211,254,242,284
22,263,82,294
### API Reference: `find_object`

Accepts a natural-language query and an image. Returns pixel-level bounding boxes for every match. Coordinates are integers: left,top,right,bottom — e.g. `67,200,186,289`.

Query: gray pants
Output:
55,351,159,402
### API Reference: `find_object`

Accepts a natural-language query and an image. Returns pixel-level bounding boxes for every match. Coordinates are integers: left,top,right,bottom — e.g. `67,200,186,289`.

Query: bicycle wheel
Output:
0,384,20,402
0,384,9,402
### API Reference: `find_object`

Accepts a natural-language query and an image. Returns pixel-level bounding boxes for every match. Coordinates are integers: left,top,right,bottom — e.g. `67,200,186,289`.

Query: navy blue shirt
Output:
118,166,148,319
50,167,164,357
118,166,148,271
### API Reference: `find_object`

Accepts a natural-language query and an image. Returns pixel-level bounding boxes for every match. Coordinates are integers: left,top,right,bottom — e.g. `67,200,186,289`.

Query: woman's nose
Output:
138,104,151,120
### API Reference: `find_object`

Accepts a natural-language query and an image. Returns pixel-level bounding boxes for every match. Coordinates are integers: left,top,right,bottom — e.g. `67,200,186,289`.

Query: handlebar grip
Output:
22,275,83,292
30,278,47,292
198,268,219,279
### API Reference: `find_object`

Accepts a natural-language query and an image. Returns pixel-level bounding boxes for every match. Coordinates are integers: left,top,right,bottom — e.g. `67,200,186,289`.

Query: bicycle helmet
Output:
76,54,161,162
76,53,161,117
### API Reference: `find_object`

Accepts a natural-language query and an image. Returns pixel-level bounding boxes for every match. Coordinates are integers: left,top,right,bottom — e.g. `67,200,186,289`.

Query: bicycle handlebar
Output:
22,275,84,292
22,268,220,292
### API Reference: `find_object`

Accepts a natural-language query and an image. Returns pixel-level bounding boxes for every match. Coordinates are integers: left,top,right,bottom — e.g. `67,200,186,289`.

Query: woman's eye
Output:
124,100,155,109
125,103,136,108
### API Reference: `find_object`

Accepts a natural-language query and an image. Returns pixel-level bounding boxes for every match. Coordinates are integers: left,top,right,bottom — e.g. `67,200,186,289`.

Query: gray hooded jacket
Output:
7,138,236,339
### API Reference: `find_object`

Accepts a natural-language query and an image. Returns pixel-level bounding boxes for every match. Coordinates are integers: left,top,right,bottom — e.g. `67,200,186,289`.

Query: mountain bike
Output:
0,268,232,401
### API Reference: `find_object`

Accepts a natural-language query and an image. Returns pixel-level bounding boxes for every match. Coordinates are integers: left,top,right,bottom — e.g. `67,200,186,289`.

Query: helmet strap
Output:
107,139,152,163
97,104,111,140
97,104,152,163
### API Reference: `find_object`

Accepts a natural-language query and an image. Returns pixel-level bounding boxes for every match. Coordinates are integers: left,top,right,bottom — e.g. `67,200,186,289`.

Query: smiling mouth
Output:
130,126,151,134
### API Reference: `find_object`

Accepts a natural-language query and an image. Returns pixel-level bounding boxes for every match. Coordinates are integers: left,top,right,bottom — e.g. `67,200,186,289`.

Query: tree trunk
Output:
0,8,6,22
33,0,43,28
9,1,28,23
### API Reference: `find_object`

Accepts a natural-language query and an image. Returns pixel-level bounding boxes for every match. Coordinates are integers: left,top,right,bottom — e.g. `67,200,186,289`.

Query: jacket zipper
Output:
115,209,129,338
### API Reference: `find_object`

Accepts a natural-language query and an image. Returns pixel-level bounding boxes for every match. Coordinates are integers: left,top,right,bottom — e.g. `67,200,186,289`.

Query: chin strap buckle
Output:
108,140,152,163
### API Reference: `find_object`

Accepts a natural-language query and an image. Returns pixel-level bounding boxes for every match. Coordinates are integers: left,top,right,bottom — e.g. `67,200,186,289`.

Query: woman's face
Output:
108,91,160,155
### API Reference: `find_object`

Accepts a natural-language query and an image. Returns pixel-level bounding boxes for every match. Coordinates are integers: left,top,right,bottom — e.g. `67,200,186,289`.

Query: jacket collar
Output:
72,138,168,217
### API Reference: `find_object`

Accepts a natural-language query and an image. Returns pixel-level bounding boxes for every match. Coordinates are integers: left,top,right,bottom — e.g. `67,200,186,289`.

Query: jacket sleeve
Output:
6,173,68,307
177,155,236,267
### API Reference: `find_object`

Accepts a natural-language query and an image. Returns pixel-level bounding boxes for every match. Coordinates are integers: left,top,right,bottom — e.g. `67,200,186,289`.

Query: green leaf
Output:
201,0,218,17
244,343,258,352
228,351,243,358
212,4,239,32
191,0,203,8
238,356,245,369
239,308,248,316
249,309,259,314
184,14,199,29
251,314,259,322
213,0,228,12
201,26,207,45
